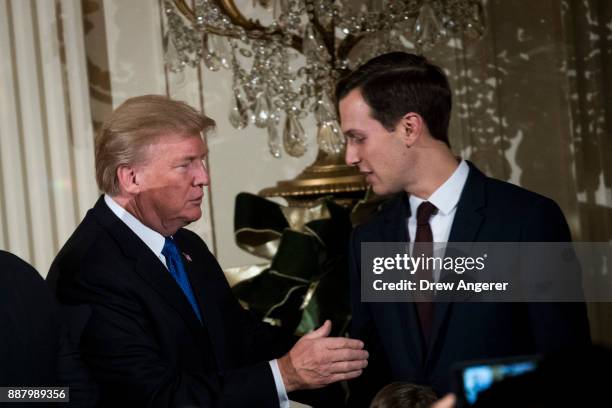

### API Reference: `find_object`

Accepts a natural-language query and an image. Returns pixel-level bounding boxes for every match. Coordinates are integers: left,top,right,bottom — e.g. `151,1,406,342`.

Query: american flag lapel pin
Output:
182,252,192,262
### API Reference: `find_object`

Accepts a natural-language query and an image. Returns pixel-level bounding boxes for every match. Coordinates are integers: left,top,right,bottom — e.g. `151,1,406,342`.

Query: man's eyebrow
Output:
178,152,207,162
344,130,363,138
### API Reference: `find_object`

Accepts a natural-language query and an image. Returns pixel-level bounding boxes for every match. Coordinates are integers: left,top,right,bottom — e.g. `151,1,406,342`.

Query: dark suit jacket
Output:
348,162,591,404
0,251,59,387
47,196,293,407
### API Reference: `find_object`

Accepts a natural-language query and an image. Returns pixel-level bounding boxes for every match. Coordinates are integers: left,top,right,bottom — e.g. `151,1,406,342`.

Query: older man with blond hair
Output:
48,95,367,407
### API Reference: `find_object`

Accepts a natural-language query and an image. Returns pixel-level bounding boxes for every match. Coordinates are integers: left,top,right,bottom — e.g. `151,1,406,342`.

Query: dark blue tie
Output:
162,237,202,323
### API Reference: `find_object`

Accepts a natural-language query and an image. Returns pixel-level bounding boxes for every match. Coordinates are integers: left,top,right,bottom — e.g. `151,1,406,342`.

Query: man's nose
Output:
345,144,360,166
194,161,210,186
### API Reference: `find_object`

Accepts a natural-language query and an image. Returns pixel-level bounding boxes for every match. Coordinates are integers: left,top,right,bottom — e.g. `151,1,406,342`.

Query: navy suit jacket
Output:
0,251,59,388
348,162,590,404
48,197,292,407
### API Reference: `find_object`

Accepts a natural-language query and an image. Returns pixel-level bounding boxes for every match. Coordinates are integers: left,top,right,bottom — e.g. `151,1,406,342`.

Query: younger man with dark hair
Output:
336,52,590,405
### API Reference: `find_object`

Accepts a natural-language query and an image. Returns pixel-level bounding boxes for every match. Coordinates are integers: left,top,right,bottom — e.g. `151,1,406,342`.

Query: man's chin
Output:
190,210,202,222
182,209,202,225
370,184,388,196
371,184,400,197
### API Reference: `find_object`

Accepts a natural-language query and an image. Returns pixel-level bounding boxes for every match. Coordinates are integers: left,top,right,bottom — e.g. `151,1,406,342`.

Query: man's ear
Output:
398,112,424,147
116,165,140,195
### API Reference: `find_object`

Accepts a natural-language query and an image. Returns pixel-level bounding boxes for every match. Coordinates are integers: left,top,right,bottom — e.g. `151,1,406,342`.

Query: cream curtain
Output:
428,0,612,344
0,0,97,275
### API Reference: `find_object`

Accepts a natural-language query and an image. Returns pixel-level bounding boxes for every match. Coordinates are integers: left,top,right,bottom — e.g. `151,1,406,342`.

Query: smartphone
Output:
452,355,540,407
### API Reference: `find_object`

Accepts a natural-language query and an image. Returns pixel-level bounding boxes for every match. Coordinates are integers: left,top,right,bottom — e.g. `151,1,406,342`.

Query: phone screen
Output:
453,356,540,406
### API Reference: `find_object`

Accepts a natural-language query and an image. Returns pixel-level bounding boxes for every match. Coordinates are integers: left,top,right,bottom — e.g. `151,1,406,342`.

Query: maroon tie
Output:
414,201,437,342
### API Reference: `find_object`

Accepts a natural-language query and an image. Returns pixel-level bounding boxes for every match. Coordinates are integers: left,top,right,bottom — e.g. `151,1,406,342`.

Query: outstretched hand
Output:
278,320,368,392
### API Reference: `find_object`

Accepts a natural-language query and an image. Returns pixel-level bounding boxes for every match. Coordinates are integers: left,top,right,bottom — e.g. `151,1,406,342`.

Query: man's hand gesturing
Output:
277,320,368,392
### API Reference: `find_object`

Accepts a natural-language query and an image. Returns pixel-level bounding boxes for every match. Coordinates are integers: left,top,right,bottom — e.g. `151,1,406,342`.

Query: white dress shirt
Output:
406,160,470,282
104,195,289,407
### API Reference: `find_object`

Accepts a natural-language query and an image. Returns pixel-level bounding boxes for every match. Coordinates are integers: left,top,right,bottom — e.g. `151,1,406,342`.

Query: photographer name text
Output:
373,279,509,293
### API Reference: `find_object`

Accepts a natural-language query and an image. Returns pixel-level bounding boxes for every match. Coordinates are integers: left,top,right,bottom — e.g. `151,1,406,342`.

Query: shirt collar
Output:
104,194,166,258
408,159,470,216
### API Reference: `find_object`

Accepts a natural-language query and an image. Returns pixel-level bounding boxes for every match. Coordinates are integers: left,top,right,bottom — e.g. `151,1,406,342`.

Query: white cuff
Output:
269,359,290,408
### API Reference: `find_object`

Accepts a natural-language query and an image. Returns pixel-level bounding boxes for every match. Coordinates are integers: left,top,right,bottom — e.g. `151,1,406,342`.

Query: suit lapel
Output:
91,197,205,341
381,194,410,242
427,162,487,365
174,233,228,369
447,162,486,243
133,255,205,338
380,195,426,363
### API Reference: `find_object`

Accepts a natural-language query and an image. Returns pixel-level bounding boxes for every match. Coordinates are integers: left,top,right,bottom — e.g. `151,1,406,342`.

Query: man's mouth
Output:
361,171,374,181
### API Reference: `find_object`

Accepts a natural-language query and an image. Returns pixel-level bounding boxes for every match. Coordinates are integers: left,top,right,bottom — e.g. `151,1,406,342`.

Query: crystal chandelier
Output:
163,0,484,202
164,0,485,159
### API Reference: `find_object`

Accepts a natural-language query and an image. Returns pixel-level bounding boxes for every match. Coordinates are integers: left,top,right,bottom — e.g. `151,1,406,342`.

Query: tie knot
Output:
416,201,437,226
162,237,179,258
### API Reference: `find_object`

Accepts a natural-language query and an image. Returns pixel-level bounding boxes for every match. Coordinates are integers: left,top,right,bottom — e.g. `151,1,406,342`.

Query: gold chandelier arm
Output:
172,0,196,23
337,34,362,63
172,0,304,52
172,0,262,30
215,0,305,52
216,0,259,30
